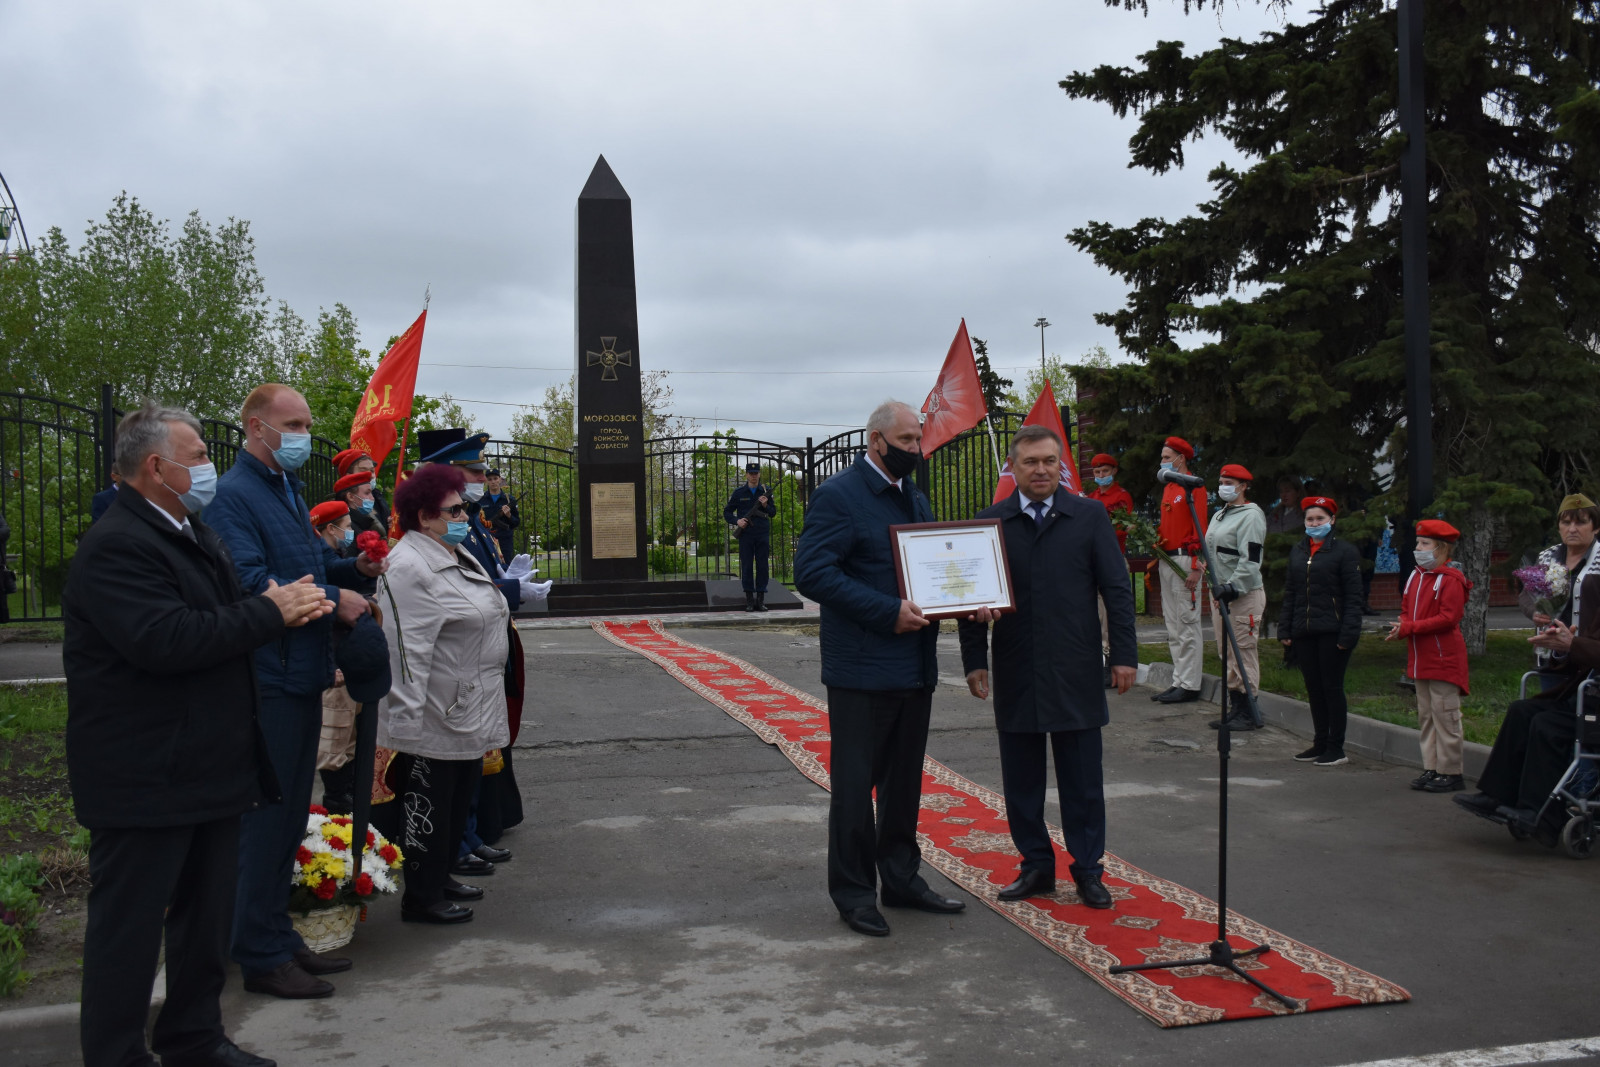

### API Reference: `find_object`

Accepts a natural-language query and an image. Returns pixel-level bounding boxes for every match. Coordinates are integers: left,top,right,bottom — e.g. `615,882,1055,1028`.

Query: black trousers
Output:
825,686,934,911
401,754,482,906
1296,633,1353,754
82,817,240,1067
1477,694,1581,810
997,728,1105,881
739,533,770,592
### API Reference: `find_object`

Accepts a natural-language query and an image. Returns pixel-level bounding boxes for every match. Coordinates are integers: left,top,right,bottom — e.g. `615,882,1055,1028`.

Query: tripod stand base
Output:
1109,940,1302,1011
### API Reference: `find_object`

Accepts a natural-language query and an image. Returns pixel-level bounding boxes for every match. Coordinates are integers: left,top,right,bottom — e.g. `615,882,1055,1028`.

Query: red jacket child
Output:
1397,563,1472,693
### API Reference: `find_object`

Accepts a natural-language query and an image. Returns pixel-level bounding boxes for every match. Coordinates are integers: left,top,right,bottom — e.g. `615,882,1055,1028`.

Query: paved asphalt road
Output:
7,623,1599,1066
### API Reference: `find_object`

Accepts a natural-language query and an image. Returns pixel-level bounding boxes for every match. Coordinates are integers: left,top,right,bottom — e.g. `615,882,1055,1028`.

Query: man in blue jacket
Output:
793,400,964,937
205,384,384,1000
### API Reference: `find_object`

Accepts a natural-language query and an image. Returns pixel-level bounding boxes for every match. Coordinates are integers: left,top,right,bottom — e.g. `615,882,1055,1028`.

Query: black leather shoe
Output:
1157,687,1200,704
1454,791,1503,818
997,870,1055,901
1410,769,1438,790
840,905,890,937
161,1038,277,1067
1073,874,1114,910
444,880,484,901
744,593,756,612
881,888,965,913
1421,773,1464,794
1208,713,1257,731
472,844,512,864
401,900,474,924
1149,686,1180,702
241,960,333,999
755,593,769,612
291,948,351,975
450,853,496,877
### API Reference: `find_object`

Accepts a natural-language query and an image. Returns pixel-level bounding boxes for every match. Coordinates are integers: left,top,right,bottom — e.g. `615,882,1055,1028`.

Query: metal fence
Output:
1,387,1067,620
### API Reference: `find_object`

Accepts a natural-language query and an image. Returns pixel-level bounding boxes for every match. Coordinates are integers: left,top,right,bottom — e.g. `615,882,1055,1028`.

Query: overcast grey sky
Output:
10,0,1286,442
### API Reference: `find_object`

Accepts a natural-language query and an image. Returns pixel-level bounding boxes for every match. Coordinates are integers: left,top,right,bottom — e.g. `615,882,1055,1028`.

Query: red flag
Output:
350,310,427,469
919,319,988,454
992,380,1079,504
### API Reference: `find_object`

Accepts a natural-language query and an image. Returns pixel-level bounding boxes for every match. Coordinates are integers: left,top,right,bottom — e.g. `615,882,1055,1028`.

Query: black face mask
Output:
878,440,921,480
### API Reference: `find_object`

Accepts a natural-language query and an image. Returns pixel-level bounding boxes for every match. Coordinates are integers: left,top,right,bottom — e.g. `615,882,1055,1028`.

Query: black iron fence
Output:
2,389,1065,620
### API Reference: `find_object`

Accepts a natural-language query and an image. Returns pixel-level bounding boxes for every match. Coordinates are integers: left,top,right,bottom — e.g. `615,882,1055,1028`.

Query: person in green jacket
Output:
1203,463,1267,731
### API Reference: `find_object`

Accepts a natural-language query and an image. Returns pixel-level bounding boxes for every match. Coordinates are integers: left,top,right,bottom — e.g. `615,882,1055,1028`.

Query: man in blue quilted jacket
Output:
793,400,963,938
206,384,383,999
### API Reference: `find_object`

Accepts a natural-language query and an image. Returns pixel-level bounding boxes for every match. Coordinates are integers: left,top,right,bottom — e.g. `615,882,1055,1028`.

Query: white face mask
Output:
1217,485,1239,502
463,482,485,503
1415,549,1436,569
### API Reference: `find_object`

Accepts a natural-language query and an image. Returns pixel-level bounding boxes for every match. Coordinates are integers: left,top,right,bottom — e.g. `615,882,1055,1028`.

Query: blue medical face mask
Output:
262,421,312,471
1306,523,1332,540
340,527,354,547
1159,462,1174,473
1094,474,1114,487
161,458,217,514
442,520,471,545
358,496,375,513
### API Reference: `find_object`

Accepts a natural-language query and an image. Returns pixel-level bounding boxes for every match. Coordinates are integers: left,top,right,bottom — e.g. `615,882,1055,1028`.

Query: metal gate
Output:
480,439,579,578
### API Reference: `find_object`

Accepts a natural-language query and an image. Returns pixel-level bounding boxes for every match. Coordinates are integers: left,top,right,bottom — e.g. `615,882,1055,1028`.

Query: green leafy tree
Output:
1065,0,1600,652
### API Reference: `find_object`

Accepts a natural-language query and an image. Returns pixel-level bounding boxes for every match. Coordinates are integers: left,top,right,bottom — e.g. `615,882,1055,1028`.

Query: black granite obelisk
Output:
575,156,648,580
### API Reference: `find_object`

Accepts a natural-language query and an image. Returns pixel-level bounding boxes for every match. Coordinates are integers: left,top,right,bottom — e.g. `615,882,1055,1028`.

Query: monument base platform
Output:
519,578,803,618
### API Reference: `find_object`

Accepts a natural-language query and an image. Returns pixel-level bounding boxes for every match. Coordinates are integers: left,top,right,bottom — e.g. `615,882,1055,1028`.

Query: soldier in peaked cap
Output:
1152,436,1207,704
724,461,778,612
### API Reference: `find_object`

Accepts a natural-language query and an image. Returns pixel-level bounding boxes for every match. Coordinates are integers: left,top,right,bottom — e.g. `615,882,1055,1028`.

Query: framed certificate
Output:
888,519,1015,620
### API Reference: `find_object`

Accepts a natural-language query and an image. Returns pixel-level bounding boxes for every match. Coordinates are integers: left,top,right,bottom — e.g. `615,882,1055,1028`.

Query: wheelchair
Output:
1507,671,1600,859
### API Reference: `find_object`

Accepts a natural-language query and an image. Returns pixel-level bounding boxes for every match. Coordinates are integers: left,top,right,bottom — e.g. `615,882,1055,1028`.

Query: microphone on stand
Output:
1156,468,1206,489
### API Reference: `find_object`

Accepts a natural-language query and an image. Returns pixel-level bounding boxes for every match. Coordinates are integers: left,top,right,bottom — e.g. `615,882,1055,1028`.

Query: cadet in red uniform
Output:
1153,436,1207,703
1386,519,1471,793
1087,453,1134,687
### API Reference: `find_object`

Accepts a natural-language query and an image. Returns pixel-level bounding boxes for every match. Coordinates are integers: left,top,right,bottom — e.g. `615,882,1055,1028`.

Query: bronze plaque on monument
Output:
589,482,638,559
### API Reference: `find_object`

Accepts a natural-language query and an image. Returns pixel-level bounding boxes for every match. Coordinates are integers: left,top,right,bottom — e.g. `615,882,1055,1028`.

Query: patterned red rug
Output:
592,618,1410,1027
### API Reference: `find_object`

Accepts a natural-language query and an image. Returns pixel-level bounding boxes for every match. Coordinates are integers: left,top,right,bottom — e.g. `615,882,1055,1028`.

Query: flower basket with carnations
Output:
289,806,404,951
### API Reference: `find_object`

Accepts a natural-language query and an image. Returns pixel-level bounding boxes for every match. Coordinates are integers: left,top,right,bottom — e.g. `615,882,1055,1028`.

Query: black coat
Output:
958,489,1138,733
1279,535,1364,647
62,488,284,829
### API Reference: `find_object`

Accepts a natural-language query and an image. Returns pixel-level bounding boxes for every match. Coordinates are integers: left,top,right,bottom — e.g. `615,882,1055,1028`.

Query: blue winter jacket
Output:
793,452,939,691
205,451,373,695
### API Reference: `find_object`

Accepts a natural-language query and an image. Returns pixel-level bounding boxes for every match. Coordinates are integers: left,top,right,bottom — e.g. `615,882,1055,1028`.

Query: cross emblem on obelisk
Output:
585,337,633,381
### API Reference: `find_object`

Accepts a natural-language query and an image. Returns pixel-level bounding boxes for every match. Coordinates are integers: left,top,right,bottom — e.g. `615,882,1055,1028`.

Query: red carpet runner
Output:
593,619,1410,1027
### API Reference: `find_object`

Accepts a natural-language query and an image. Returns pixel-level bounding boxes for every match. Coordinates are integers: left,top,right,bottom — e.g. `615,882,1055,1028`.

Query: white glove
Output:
502,553,535,581
518,578,552,604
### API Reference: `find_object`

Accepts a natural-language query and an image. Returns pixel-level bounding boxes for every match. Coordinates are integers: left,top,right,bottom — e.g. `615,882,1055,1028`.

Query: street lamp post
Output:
1398,0,1432,569
1035,317,1050,381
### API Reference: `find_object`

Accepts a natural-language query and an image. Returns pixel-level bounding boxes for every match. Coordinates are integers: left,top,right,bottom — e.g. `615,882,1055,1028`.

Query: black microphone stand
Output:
1108,481,1300,1011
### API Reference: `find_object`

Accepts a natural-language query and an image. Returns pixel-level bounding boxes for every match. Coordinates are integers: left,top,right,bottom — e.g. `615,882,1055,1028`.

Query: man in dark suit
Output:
958,425,1138,908
89,473,119,522
793,400,964,937
64,401,334,1067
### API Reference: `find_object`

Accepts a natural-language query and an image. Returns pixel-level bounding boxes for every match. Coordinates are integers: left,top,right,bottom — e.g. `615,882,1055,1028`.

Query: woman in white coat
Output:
378,463,510,925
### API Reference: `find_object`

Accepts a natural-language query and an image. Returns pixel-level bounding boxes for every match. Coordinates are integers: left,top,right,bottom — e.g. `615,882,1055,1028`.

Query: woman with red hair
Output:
376,463,510,925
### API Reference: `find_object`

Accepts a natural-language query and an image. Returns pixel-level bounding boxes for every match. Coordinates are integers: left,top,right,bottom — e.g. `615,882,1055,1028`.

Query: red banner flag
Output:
992,380,1078,504
349,310,427,469
919,318,988,455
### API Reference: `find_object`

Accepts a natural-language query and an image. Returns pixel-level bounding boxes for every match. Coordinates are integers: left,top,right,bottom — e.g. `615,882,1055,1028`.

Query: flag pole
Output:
982,414,1002,475
393,416,410,501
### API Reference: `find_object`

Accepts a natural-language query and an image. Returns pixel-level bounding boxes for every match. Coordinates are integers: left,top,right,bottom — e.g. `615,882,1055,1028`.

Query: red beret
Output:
1090,453,1118,469
309,501,349,527
1164,436,1195,460
1301,496,1338,516
333,472,374,494
333,449,370,478
1219,463,1253,481
1415,519,1460,543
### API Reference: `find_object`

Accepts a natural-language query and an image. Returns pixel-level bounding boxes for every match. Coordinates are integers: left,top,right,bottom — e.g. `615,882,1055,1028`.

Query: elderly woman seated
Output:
1455,494,1600,840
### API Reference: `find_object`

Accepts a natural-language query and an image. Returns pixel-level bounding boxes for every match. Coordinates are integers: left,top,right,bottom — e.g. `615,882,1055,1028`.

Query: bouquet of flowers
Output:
1108,509,1188,578
289,806,404,913
1513,558,1571,621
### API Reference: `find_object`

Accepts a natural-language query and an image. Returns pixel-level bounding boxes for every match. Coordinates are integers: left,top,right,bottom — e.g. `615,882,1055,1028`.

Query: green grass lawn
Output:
1139,630,1536,746
0,685,77,857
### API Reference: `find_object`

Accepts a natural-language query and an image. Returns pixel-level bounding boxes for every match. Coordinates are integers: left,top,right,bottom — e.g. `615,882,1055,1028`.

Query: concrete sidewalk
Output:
8,624,1595,1066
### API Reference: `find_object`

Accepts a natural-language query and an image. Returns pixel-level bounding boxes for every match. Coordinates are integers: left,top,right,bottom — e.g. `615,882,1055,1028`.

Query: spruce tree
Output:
1067,0,1600,650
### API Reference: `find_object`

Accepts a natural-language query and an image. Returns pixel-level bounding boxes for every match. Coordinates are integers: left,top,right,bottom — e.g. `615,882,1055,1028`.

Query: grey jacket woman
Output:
376,530,510,760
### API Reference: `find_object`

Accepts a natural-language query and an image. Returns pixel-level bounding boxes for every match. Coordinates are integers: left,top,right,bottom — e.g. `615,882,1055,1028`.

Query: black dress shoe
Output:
472,844,512,864
1410,769,1438,790
162,1038,277,1067
444,880,484,901
241,960,333,999
997,869,1055,901
401,900,474,924
1208,713,1257,731
881,888,965,913
1453,791,1503,817
1149,686,1180,702
1073,875,1114,910
1421,773,1464,794
292,948,352,975
1157,687,1201,704
450,853,496,877
840,905,890,937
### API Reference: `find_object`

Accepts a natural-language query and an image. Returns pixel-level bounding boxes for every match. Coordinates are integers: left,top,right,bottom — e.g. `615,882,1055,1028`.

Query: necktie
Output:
1030,501,1048,526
